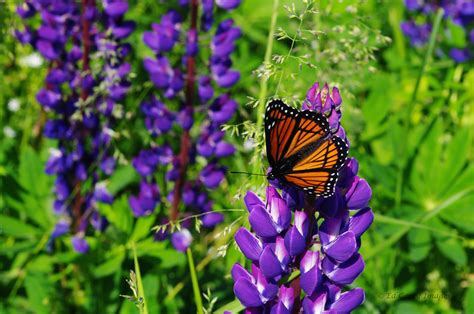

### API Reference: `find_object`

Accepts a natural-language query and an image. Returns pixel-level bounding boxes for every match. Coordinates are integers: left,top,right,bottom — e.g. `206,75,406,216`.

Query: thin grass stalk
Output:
252,0,280,176
133,243,149,314
187,248,204,314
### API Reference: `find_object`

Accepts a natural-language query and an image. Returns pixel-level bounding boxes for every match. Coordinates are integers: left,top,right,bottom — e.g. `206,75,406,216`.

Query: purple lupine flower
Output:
401,21,431,47
17,0,134,253
72,235,90,254
171,229,193,252
138,0,242,251
232,82,374,312
129,180,161,217
401,0,474,62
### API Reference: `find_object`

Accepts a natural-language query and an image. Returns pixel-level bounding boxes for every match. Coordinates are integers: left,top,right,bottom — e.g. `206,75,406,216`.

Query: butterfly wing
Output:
265,100,329,167
284,137,348,197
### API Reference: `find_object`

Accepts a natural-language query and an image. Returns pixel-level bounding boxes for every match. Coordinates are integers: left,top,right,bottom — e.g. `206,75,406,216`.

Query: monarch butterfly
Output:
265,99,348,197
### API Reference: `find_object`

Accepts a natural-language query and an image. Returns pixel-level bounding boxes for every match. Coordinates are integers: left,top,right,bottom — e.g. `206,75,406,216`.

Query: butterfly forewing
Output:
264,99,349,197
265,100,329,165
282,110,330,159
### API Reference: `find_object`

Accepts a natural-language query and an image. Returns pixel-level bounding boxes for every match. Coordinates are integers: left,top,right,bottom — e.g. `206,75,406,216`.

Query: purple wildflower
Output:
232,82,374,312
401,0,474,62
16,0,134,253
137,0,242,251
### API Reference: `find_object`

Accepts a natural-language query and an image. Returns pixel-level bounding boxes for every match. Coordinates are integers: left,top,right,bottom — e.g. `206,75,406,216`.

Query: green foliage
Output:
1,0,473,313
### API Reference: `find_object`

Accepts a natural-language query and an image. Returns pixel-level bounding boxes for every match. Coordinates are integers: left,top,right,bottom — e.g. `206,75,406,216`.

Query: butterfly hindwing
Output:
286,137,348,196
292,136,348,172
265,99,348,197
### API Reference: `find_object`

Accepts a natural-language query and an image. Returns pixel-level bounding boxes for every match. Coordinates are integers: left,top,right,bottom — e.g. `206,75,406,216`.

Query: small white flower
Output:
7,98,21,112
3,126,16,138
49,148,63,158
19,53,43,68
243,139,255,152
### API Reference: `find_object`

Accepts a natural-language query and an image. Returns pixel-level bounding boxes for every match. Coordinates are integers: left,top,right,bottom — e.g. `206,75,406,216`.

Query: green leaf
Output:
18,147,49,198
0,241,36,255
437,127,471,194
129,215,155,243
407,228,431,262
0,215,42,238
108,165,139,195
94,249,126,278
394,301,424,314
214,299,244,314
440,193,474,234
435,237,467,266
143,275,160,314
464,284,474,313
134,239,186,268
98,196,133,234
411,119,442,198
445,19,467,47
24,273,51,314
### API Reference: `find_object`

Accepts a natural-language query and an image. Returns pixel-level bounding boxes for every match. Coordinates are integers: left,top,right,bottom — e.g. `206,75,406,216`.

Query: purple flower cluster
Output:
16,0,135,253
401,0,474,62
232,83,374,313
130,0,241,252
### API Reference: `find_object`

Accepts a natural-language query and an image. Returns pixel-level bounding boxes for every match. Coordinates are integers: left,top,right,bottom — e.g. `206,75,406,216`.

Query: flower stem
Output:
252,0,279,176
394,8,444,209
170,0,199,221
187,248,204,314
72,0,95,231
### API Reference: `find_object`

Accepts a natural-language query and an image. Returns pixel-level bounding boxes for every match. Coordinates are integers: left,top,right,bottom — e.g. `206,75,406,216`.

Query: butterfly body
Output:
265,100,348,197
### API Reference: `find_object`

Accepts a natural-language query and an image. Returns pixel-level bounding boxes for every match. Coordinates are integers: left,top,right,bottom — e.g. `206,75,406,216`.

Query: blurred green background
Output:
1,0,473,313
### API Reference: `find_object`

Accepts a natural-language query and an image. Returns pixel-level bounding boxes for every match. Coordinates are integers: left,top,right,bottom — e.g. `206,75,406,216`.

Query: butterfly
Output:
265,99,348,197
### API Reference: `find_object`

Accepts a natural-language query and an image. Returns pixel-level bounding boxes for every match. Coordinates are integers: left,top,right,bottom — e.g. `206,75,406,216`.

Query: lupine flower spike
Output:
233,82,374,313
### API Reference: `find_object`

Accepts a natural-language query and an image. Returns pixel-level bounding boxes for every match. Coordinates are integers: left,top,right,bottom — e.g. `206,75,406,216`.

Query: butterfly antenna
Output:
230,171,266,177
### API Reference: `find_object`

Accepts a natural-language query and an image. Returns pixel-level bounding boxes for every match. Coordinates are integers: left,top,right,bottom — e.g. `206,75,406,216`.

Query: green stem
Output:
394,8,444,209
187,248,204,314
133,243,148,314
252,0,279,175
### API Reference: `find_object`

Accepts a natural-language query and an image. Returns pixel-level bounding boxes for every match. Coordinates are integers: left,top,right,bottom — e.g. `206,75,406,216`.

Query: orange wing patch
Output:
292,137,346,171
283,115,327,159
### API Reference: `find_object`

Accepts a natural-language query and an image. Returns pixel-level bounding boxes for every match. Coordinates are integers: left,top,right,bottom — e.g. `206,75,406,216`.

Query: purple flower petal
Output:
105,2,129,18
259,245,283,278
330,288,365,312
345,178,372,209
300,251,322,295
235,227,263,261
244,191,264,212
348,207,374,237
323,253,365,285
72,236,89,254
323,231,357,262
284,225,306,257
201,212,224,227
215,142,235,157
216,0,241,10
171,229,193,252
249,205,279,238
231,263,253,282
234,278,264,307
302,292,327,314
